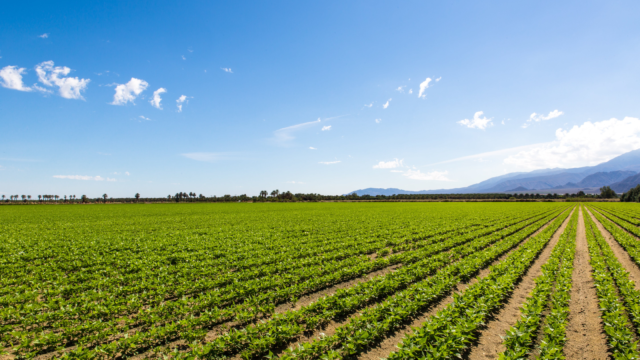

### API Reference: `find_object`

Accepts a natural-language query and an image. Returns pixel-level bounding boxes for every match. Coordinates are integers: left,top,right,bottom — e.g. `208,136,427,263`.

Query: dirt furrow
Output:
585,207,640,291
564,208,608,360
462,207,573,360
356,208,573,360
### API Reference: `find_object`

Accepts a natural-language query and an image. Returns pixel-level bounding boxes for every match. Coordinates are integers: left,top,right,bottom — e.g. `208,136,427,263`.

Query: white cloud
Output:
53,175,105,181
182,55,186,60
505,117,640,170
418,77,432,98
322,125,331,131
111,78,148,105
364,103,373,108
39,33,49,39
408,89,413,94
221,68,233,73
0,66,32,91
373,158,403,169
125,171,130,176
107,178,117,182
35,61,90,99
458,111,493,130
150,88,166,109
273,118,321,143
176,95,189,112
402,169,450,181
309,147,317,150
523,109,564,128
375,119,382,123
435,77,441,82
319,161,341,165
139,115,151,121
396,86,405,93
383,99,391,109
182,152,228,162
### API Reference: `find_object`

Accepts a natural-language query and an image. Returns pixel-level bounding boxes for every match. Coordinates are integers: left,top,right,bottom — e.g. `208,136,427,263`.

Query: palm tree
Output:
38,195,41,202
103,193,108,203
27,195,31,201
135,193,140,202
271,189,280,198
260,190,267,198
2,195,5,201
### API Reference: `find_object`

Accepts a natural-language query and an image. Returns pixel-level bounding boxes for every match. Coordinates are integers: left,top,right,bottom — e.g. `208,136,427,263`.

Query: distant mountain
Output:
506,186,529,192
576,171,636,187
350,148,640,195
610,173,640,193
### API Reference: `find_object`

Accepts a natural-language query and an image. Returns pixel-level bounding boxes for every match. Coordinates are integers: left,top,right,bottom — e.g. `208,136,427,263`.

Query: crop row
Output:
583,206,639,359
383,207,576,360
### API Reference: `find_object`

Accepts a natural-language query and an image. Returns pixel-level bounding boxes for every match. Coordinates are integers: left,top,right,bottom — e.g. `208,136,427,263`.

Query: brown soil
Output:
563,208,608,360
464,208,575,360
585,208,640,290
358,208,572,360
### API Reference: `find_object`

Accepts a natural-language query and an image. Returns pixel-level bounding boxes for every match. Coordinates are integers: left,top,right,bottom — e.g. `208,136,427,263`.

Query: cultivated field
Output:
2,202,640,359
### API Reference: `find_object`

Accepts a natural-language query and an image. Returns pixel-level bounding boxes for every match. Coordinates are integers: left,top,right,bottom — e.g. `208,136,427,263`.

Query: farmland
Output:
2,202,640,359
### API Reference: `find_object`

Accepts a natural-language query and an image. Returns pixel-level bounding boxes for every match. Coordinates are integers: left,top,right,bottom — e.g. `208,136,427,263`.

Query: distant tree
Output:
81,195,88,203
135,193,140,202
599,186,617,199
576,191,586,197
260,190,267,198
103,193,108,202
21,195,26,202
1,195,5,201
271,189,280,198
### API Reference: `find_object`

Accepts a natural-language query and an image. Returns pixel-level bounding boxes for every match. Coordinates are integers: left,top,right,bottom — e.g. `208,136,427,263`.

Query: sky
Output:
2,1,640,198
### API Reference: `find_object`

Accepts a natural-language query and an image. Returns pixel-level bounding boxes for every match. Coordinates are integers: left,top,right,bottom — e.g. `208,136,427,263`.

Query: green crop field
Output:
2,202,640,359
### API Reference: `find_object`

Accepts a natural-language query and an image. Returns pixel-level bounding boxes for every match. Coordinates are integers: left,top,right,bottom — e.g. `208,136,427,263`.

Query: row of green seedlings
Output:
378,207,577,360
587,208,640,336
498,205,577,359
590,205,640,238
4,209,563,358
105,208,568,360
1,205,547,322
583,207,640,358
230,207,574,360
53,208,568,360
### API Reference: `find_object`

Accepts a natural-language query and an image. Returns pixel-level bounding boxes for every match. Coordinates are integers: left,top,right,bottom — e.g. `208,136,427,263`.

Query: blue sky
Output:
2,1,640,197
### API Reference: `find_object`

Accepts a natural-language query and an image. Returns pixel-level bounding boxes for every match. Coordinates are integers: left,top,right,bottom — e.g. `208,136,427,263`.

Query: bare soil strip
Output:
356,208,573,360
564,208,608,360
586,208,640,291
462,208,573,360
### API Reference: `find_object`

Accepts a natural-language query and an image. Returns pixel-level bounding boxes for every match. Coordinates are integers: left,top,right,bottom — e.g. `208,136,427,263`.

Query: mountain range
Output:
351,148,640,195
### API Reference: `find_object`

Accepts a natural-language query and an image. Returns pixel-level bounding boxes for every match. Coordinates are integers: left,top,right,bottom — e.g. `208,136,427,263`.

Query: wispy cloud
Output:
375,118,382,123
458,111,493,130
273,119,321,143
107,178,117,182
364,103,373,108
36,61,90,100
321,125,331,131
319,160,341,165
383,99,391,109
373,158,403,169
150,88,167,109
309,146,317,150
53,175,105,181
111,78,148,105
408,89,413,94
176,95,190,112
435,77,441,82
38,33,49,39
419,77,432,98
396,85,406,93
522,109,564,128
0,66,32,91
221,68,233,73
139,115,151,121
125,171,130,176
402,169,450,181
182,55,186,60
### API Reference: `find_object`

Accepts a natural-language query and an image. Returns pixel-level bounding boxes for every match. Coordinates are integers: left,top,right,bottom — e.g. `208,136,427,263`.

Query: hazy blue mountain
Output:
350,148,640,195
610,173,640,193
576,171,637,187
